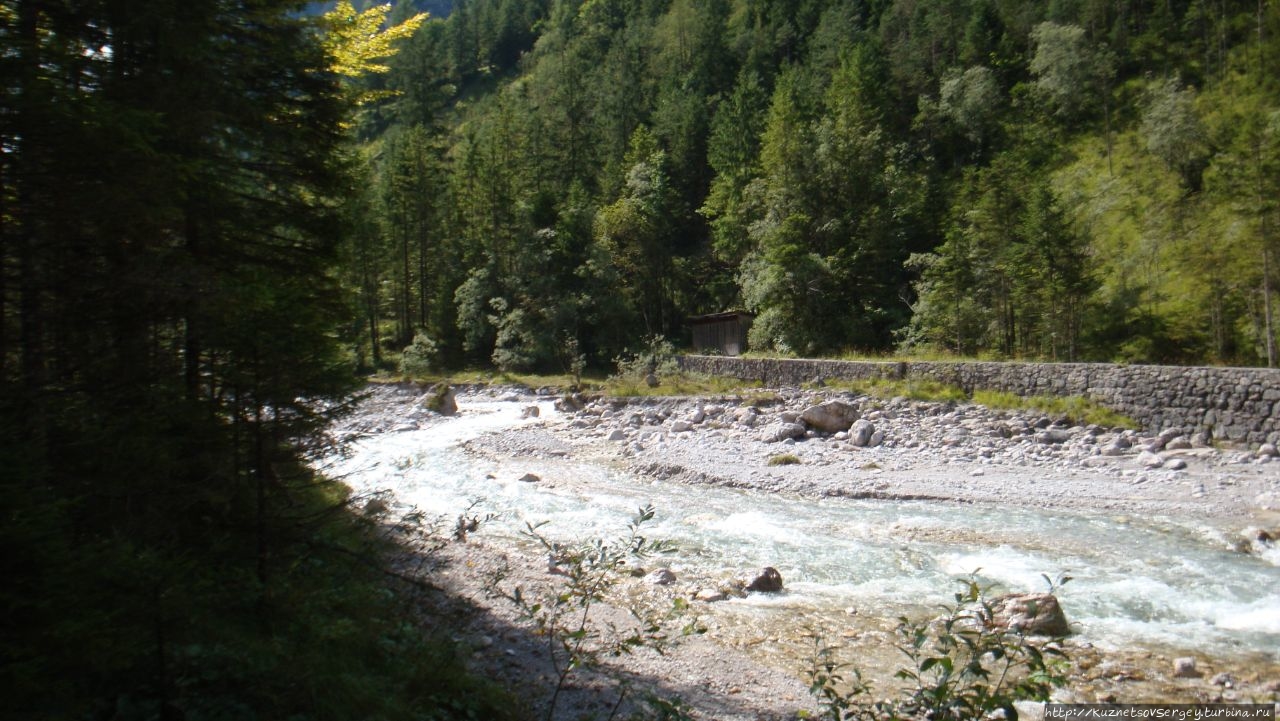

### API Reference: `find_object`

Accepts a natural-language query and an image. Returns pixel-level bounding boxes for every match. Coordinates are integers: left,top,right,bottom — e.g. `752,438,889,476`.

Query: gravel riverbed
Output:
335,383,1280,719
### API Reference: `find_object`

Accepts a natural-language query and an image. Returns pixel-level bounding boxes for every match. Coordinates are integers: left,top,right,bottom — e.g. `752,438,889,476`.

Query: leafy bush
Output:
804,578,1069,720
400,330,440,377
613,334,680,380
492,506,700,721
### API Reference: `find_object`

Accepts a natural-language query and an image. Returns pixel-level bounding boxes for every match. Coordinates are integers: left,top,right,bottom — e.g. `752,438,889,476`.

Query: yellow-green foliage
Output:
605,372,760,398
826,377,969,403
767,453,801,466
322,1,427,104
972,390,1137,429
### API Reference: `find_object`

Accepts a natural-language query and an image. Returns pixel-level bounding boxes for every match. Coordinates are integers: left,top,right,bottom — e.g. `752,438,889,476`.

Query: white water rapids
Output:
329,398,1280,667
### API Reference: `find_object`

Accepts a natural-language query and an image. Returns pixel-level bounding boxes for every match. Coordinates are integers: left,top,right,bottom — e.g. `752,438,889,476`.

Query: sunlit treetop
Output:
322,1,426,103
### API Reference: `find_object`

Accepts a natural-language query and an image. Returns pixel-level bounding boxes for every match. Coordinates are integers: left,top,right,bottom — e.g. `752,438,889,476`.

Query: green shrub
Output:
399,330,440,378
768,453,802,466
804,578,1069,720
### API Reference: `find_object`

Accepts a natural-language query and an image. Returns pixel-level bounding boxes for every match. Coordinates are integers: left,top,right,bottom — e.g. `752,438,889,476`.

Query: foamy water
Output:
329,399,1280,662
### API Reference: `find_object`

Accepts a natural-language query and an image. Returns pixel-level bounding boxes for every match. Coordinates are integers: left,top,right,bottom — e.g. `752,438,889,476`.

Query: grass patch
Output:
971,390,1138,428
604,372,761,398
767,453,802,466
825,377,970,403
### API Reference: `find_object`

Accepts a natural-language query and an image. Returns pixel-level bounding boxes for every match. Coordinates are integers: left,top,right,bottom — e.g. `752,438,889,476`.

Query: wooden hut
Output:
689,312,753,356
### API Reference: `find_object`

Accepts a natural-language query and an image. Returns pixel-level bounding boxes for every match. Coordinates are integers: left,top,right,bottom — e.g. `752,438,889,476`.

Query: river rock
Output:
671,420,693,433
1258,443,1279,458
554,393,585,413
1137,450,1164,469
745,566,784,593
1172,657,1201,678
850,419,876,447
799,400,859,433
990,593,1070,636
760,422,806,443
1037,428,1072,444
424,384,457,416
695,588,727,603
607,429,627,441
1165,457,1188,471
518,472,541,483
521,405,540,419
645,568,676,586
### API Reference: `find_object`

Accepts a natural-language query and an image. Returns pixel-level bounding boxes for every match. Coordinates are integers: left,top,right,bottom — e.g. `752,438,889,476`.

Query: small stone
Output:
671,420,693,433
1211,672,1236,687
521,405,540,419
695,589,727,603
1258,443,1279,458
1165,457,1188,470
1037,429,1072,444
607,429,627,441
1172,657,1200,678
1137,450,1164,469
645,568,676,585
518,472,541,483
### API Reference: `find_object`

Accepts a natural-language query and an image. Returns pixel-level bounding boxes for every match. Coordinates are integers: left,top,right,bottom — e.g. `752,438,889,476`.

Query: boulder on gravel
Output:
554,393,585,413
424,384,457,416
760,422,807,443
1036,428,1072,444
1138,450,1164,469
850,419,876,447
799,400,860,433
990,593,1070,636
745,566,784,593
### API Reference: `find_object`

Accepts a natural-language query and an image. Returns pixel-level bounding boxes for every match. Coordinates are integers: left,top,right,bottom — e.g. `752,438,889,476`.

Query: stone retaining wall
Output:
677,355,1280,445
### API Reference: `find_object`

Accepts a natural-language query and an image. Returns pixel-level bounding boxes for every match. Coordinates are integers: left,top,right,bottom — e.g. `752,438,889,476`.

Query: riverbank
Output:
336,383,1280,718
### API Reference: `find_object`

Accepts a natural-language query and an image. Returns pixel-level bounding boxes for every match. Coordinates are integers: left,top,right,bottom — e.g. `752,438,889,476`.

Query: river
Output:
329,396,1280,699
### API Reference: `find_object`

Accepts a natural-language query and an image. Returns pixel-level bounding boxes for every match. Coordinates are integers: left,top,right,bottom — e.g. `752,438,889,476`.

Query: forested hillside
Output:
351,0,1280,369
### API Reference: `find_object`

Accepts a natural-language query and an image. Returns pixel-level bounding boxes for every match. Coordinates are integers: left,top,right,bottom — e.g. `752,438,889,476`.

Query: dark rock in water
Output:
745,566,784,593
990,593,1070,636
518,472,541,483
521,405,540,419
